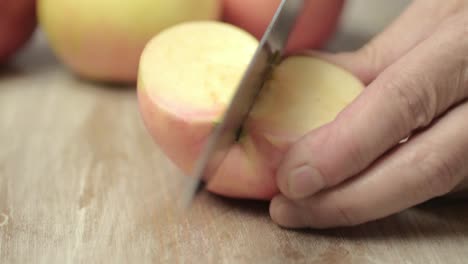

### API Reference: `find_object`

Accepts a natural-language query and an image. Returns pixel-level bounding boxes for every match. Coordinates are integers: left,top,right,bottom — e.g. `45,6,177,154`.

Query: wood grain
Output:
1,1,468,263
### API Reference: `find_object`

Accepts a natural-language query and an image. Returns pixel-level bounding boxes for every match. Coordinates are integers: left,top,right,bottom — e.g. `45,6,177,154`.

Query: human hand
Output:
270,0,468,229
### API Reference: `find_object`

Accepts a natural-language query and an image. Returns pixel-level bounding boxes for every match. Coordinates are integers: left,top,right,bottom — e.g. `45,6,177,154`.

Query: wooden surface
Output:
2,1,468,263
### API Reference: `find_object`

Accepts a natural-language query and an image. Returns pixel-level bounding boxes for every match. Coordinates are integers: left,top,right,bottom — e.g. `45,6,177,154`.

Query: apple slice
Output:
137,21,364,199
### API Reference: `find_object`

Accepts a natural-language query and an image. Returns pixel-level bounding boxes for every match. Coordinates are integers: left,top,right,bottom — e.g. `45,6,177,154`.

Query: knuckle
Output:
341,136,367,172
440,11,468,101
453,12,468,95
332,199,362,227
298,135,317,165
415,145,459,197
386,75,438,130
300,129,331,181
441,8,468,34
303,125,368,186
358,42,382,79
454,0,468,11
424,154,457,196
436,9,468,53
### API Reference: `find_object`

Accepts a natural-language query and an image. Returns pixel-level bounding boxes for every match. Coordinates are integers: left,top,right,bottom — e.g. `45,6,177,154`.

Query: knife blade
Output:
181,0,304,208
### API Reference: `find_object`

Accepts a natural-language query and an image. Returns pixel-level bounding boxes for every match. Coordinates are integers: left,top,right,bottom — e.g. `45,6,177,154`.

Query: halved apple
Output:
137,21,363,199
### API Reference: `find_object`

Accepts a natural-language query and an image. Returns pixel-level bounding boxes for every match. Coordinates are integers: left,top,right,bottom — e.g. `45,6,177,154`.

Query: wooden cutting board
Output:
1,1,467,263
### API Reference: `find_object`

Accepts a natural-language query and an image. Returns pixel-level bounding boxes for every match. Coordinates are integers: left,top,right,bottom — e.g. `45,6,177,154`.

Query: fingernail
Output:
288,165,324,199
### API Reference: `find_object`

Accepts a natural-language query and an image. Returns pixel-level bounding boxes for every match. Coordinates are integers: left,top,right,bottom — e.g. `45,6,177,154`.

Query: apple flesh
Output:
37,0,221,83
138,21,363,199
222,0,345,53
0,0,37,64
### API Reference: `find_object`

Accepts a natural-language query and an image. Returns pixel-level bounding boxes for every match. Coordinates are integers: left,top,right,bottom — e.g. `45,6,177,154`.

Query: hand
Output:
270,0,468,229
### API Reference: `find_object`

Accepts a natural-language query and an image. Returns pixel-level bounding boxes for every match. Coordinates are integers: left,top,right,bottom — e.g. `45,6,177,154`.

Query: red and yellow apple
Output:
137,21,363,199
222,0,345,53
37,0,221,83
0,0,37,64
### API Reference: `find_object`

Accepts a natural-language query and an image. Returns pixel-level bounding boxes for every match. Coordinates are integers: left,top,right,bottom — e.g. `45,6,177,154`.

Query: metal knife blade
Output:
181,0,304,208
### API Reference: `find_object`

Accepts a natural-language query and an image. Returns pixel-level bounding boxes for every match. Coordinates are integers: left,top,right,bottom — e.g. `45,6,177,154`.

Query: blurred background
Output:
1,0,411,83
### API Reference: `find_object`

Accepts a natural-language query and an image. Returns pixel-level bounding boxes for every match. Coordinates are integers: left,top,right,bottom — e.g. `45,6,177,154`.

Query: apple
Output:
37,0,221,84
0,0,37,64
222,0,345,53
137,21,363,199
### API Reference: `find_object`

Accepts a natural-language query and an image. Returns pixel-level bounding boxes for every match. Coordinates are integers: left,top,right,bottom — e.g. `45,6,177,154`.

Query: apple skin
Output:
137,21,364,200
138,88,280,199
138,57,364,200
0,0,37,64
222,0,345,53
37,0,221,84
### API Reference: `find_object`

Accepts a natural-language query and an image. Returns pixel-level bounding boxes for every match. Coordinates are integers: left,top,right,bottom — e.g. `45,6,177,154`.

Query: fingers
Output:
271,100,468,228
307,0,467,84
276,10,468,200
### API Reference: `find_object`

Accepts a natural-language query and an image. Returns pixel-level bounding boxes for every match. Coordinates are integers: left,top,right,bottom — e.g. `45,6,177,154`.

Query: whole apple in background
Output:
222,0,345,54
137,21,363,200
0,0,37,64
37,0,221,84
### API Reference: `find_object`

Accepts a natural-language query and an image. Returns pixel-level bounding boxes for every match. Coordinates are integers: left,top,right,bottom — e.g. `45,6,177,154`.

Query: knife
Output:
181,0,304,208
